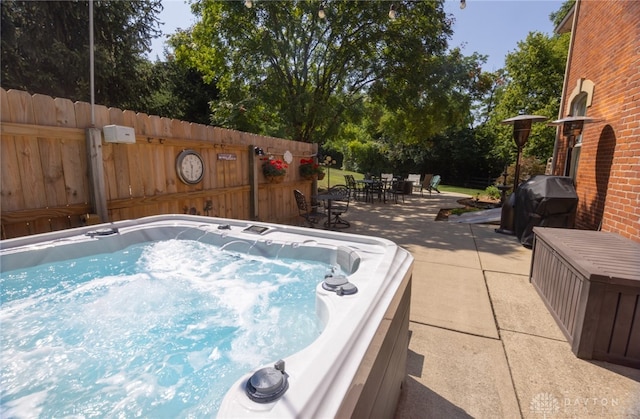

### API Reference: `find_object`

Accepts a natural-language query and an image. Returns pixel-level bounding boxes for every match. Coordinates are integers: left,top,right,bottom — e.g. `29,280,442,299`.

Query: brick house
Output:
552,0,639,242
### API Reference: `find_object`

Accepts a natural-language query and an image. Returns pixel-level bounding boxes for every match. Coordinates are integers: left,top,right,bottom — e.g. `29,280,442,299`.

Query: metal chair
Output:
366,176,385,203
325,185,351,229
386,180,406,203
294,190,325,228
344,174,365,201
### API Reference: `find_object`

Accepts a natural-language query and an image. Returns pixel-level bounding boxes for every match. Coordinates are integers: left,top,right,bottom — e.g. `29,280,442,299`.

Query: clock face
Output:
176,150,205,184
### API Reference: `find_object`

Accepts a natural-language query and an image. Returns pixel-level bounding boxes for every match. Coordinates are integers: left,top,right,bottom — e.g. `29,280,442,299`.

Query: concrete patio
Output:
329,191,640,418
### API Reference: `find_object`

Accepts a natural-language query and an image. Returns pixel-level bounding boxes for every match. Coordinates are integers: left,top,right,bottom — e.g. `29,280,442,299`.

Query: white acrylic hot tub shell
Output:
0,215,413,418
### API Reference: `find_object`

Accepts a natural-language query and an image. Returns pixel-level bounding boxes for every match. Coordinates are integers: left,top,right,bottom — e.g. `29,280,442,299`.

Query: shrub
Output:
485,185,501,200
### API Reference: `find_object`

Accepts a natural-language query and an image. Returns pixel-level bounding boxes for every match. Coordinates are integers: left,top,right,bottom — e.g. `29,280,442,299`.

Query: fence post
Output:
86,128,108,222
249,145,259,220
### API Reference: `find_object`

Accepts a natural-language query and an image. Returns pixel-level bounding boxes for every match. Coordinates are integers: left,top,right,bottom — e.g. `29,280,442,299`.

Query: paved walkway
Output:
337,191,640,418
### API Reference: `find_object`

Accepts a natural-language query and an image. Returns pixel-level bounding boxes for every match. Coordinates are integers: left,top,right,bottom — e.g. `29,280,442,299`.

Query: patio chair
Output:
406,174,421,193
365,176,385,203
325,185,351,228
344,174,365,201
420,174,434,196
425,175,441,195
386,179,406,204
294,190,325,228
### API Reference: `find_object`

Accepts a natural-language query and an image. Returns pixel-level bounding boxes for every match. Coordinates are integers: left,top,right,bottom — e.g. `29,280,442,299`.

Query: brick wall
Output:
555,0,640,241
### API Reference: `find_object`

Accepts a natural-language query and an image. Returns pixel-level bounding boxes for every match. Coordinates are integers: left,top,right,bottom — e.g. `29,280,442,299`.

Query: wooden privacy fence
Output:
0,88,317,239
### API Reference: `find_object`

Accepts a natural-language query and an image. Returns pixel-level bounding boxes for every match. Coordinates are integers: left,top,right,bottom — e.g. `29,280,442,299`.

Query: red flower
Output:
263,158,288,176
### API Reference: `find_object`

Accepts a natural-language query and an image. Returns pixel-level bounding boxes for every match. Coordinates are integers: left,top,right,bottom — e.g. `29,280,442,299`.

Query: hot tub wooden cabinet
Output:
530,227,640,368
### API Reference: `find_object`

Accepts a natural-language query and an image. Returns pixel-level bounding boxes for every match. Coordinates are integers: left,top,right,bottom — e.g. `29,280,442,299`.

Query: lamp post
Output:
324,155,336,188
501,115,548,190
496,114,547,235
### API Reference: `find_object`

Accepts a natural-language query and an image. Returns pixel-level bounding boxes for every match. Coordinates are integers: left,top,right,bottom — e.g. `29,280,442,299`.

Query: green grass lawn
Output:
437,185,484,197
318,168,364,189
319,169,484,198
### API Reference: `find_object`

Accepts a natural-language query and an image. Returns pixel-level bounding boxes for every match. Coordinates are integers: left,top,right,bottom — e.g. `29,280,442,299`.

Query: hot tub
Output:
1,215,413,418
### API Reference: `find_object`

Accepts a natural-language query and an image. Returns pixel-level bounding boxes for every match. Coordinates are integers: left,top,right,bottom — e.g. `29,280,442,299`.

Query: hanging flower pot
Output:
262,158,288,182
266,175,285,183
299,158,324,181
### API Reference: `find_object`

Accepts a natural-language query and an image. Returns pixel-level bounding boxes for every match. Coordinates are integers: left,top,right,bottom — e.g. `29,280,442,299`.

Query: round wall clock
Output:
176,149,205,184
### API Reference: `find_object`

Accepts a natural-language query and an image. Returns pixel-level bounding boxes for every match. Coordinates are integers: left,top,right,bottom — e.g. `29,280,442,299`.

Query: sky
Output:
148,0,564,72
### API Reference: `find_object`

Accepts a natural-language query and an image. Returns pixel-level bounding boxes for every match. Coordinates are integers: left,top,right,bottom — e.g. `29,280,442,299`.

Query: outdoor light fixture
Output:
389,4,397,20
548,116,596,147
244,0,253,8
501,114,548,190
460,0,466,10
318,3,326,19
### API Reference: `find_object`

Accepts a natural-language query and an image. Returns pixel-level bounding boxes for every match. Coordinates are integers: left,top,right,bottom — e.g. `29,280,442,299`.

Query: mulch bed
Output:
436,198,500,221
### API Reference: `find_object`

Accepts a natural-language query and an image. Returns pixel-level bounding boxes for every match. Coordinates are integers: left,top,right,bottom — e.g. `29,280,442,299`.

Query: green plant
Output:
485,185,501,200
450,207,482,216
262,158,288,177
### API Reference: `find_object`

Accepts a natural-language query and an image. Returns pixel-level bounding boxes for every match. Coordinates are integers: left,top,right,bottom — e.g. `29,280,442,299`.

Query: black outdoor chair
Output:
344,174,364,201
366,176,386,203
294,190,325,228
386,180,406,204
325,185,351,229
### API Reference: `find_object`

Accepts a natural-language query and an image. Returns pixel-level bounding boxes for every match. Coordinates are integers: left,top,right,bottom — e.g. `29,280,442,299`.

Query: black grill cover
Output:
514,175,578,247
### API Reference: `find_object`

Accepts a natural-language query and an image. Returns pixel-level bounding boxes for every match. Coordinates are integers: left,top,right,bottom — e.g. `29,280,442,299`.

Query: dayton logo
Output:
530,392,560,418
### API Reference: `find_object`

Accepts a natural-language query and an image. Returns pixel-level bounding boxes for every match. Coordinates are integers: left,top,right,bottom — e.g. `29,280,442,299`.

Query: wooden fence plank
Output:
191,122,206,141
127,144,145,197
113,143,133,201
54,97,77,127
164,146,178,194
38,137,67,207
102,143,118,200
0,88,9,122
1,203,91,223
122,110,138,130
61,134,89,205
1,122,85,139
7,90,35,123
0,136,25,211
109,107,125,126
17,136,47,208
33,94,56,125
74,101,92,128
93,104,110,128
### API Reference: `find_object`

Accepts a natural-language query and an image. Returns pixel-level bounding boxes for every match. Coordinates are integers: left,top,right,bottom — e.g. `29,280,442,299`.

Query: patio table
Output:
357,179,388,203
314,193,349,229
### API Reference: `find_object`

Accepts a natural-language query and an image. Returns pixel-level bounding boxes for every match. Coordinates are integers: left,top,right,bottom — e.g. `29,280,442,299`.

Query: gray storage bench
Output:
530,227,640,368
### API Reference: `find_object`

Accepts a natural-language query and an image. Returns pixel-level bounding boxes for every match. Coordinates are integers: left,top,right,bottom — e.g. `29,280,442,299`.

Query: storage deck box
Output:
530,227,640,368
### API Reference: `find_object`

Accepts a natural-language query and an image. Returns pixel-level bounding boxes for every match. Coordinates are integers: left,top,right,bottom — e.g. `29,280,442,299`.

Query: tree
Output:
135,58,220,124
488,31,569,162
172,0,482,144
1,0,162,108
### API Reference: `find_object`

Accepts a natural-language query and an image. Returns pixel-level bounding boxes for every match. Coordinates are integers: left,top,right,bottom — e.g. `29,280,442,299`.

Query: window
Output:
567,92,589,180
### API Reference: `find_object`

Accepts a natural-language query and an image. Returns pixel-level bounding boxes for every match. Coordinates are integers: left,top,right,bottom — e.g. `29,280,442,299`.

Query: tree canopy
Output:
485,31,569,164
1,0,162,108
171,0,484,144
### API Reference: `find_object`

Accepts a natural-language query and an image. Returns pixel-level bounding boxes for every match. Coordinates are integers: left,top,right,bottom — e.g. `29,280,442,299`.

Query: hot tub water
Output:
1,239,332,417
